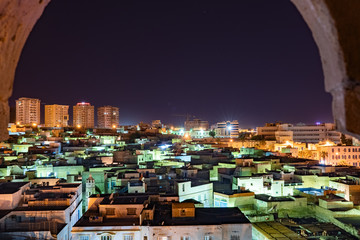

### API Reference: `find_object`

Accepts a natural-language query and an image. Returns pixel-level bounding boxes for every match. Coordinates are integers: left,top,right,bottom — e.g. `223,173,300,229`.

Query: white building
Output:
235,174,302,197
0,182,82,240
72,195,251,240
175,180,213,207
215,120,239,138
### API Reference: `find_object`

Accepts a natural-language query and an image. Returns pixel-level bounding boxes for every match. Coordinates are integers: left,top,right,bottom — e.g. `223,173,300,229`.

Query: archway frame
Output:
0,0,360,140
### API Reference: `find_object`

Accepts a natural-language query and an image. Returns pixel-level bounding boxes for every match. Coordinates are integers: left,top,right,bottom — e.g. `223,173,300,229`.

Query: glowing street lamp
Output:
112,124,117,129
32,123,37,127
16,122,20,125
76,124,81,129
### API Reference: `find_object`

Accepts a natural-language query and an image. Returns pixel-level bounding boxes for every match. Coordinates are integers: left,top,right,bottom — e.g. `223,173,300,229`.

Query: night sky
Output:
10,0,333,128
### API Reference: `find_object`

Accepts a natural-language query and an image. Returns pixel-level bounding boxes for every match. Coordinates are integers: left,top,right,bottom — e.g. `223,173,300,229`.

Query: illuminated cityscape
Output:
1,1,360,240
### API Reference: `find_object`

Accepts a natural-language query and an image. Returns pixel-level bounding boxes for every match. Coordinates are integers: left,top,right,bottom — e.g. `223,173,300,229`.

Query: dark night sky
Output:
10,0,333,128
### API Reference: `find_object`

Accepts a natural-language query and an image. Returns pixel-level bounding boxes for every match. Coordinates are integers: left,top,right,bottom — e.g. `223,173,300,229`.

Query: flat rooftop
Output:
151,205,250,226
0,182,28,194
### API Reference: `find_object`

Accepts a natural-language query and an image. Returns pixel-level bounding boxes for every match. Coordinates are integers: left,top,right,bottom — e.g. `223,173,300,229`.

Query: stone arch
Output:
0,0,360,140
291,0,360,139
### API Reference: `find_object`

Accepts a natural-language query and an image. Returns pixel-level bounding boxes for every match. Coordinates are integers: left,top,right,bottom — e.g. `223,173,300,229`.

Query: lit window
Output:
127,208,136,215
106,208,115,215
80,236,89,240
101,236,112,240
230,236,240,240
124,235,134,240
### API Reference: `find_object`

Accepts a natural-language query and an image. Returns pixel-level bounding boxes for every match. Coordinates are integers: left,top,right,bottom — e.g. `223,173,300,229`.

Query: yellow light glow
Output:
230,139,233,142
32,123,37,127
112,124,117,129
16,122,20,125
76,124,81,128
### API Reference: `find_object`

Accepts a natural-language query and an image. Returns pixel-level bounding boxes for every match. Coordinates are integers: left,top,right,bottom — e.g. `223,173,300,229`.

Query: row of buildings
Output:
15,98,344,144
1,124,360,239
15,98,119,129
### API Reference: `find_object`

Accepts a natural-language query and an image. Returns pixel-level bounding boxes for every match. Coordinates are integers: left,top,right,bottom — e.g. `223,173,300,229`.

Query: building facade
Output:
44,104,69,127
15,97,40,125
184,119,209,131
73,102,94,128
215,120,239,138
326,146,360,166
97,105,119,128
258,123,341,143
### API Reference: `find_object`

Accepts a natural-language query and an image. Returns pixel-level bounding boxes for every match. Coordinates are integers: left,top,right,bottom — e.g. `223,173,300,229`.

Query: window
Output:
181,237,190,240
101,236,112,240
230,236,240,240
182,184,185,192
106,208,115,215
80,236,89,240
180,209,186,216
127,208,136,215
204,236,212,240
157,237,171,240
124,235,134,240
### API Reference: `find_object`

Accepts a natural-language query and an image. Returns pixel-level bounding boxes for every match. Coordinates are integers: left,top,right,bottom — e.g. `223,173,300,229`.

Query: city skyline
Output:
11,96,333,128
10,0,332,127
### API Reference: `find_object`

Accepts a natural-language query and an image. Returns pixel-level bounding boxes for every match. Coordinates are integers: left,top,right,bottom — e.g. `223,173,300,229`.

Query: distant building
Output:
326,146,360,166
258,122,341,143
73,102,94,128
152,120,162,128
257,122,281,140
184,119,209,131
97,105,119,128
45,104,69,127
15,97,40,125
215,120,239,138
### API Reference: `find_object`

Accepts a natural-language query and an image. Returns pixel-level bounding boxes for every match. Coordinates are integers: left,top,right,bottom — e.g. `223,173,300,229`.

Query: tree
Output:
209,130,216,138
298,150,313,159
251,135,264,141
341,134,346,145
320,151,328,160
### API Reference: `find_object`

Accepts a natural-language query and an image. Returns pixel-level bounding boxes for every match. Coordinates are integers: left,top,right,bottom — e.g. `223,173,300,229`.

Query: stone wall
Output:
0,0,50,141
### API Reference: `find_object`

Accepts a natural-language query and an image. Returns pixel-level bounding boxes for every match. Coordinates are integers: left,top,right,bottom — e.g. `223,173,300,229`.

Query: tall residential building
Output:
15,97,40,125
73,102,94,128
97,105,119,128
215,120,239,138
44,104,69,127
184,119,209,131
